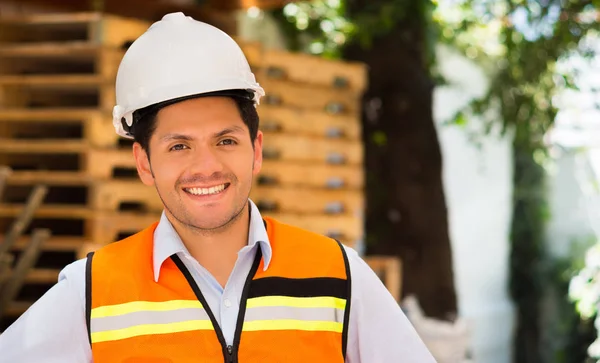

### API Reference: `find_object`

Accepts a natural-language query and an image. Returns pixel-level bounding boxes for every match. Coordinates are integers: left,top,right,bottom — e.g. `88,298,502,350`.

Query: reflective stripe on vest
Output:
86,217,351,363
90,300,213,343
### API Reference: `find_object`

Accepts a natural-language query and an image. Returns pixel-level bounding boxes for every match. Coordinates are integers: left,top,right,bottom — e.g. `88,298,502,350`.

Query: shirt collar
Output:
152,199,272,282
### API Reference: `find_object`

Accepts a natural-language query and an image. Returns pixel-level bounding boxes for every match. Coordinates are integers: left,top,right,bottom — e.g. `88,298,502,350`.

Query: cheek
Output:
151,157,183,189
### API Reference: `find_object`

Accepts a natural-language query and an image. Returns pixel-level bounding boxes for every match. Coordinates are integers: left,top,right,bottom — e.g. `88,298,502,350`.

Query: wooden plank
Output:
0,204,92,219
7,171,93,186
260,79,361,115
10,236,87,252
85,148,135,178
262,49,367,93
0,74,104,87
0,109,117,148
0,12,101,25
0,185,47,257
0,255,12,295
89,212,160,244
258,160,364,189
259,105,361,140
24,267,59,284
0,12,148,47
262,134,363,165
0,42,99,57
263,212,363,242
90,180,161,212
0,108,103,120
251,186,364,215
0,139,88,153
0,229,50,318
0,166,11,200
364,256,402,301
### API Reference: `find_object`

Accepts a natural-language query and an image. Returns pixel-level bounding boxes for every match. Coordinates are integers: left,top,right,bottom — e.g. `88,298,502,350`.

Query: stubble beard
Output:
149,160,255,237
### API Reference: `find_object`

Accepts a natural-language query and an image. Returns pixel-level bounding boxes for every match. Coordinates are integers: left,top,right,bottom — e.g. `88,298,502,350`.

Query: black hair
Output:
130,96,259,154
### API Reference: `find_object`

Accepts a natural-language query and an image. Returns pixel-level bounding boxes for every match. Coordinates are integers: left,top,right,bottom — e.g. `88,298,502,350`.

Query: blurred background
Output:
1,0,600,362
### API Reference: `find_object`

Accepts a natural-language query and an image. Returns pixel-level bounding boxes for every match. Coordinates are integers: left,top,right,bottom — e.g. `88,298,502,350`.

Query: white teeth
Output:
186,184,226,196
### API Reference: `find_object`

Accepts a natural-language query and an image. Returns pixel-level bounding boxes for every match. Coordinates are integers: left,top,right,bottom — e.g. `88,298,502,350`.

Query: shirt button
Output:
224,299,232,308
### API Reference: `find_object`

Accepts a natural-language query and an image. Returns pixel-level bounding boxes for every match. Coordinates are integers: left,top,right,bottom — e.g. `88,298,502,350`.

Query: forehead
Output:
153,96,245,133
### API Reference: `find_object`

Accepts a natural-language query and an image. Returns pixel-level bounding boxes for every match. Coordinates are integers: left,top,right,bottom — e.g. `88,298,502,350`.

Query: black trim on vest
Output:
171,254,232,363
247,277,347,299
335,240,352,360
85,251,95,346
231,246,263,363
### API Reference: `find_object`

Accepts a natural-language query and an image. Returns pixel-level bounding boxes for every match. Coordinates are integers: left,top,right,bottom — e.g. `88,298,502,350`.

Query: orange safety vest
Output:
85,216,351,363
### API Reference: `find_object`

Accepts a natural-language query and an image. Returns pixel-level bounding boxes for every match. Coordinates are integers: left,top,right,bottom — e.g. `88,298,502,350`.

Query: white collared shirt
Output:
0,200,435,362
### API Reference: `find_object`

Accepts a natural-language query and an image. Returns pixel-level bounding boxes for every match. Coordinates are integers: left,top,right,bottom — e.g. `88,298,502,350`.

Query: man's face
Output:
133,97,263,232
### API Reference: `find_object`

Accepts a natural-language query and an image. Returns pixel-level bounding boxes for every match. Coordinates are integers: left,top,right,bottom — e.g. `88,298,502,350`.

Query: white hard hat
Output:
112,12,265,139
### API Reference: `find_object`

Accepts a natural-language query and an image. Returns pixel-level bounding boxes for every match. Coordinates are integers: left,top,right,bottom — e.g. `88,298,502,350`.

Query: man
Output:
0,12,436,362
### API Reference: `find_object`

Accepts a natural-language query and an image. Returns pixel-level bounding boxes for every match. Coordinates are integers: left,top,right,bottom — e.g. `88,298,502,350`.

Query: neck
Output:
166,203,251,286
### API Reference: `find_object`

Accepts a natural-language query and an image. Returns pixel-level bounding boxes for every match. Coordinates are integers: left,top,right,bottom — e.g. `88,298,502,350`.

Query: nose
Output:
187,144,224,178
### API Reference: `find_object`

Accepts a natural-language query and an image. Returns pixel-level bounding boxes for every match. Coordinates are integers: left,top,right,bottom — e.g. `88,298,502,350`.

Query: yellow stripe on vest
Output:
242,320,344,333
246,296,346,310
91,320,214,343
91,300,203,318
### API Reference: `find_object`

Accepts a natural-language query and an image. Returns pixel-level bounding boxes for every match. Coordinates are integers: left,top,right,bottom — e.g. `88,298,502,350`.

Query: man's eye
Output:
219,139,236,146
170,144,188,151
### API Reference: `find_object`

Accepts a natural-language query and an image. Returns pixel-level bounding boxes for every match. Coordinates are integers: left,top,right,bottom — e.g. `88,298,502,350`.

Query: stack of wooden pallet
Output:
253,49,367,251
0,12,150,329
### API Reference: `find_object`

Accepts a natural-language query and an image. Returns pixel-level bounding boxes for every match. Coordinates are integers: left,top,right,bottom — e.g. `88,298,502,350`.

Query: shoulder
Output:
57,257,88,305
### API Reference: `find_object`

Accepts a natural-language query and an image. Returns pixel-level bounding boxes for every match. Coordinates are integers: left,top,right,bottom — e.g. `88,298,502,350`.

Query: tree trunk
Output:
343,0,457,319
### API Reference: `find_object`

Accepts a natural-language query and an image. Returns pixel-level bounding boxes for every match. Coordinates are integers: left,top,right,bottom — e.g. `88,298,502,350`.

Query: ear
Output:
252,130,263,176
133,142,155,186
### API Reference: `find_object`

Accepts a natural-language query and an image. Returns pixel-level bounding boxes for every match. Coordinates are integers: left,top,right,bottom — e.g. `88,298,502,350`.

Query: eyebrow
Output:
213,126,245,138
159,133,195,143
159,126,245,143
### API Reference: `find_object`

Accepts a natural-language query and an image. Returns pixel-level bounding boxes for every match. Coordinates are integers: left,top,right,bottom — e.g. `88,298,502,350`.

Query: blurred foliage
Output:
269,0,600,361
441,2,600,362
544,237,597,363
569,240,600,361
271,0,435,61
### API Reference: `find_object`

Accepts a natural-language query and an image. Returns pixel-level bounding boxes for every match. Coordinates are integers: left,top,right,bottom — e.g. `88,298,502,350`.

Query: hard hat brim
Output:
121,89,256,138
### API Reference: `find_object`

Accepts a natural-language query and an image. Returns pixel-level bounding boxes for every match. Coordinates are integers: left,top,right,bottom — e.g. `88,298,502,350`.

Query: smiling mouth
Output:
183,183,230,196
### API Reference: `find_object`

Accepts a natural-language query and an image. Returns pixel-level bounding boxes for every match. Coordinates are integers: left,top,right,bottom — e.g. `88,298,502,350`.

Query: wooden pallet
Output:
260,79,361,116
262,134,363,165
89,180,160,212
85,148,136,179
261,49,367,93
0,201,91,241
0,74,113,109
9,236,87,253
251,186,363,215
0,44,122,79
263,212,363,243
259,105,361,140
258,160,363,189
0,139,89,172
0,12,149,48
0,108,116,147
6,170,94,185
